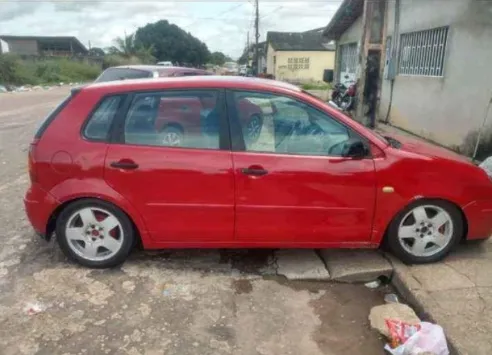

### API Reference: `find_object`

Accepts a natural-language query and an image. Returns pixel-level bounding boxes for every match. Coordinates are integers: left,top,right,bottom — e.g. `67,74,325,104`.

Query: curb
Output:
389,257,460,355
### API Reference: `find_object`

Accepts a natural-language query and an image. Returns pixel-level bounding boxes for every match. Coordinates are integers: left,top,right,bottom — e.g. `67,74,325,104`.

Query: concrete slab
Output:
390,252,492,355
275,250,331,280
319,250,393,283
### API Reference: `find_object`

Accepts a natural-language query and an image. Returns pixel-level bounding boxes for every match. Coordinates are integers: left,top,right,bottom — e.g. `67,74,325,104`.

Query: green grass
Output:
0,54,102,85
300,82,331,90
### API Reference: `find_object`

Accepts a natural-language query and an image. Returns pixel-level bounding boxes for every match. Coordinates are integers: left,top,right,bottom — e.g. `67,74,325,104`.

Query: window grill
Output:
339,43,358,74
398,27,448,77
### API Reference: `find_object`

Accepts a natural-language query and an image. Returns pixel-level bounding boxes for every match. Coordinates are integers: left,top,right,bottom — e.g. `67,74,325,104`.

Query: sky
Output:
0,0,342,58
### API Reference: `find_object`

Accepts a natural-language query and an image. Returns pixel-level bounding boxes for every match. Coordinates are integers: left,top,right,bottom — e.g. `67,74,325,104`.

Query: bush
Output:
102,55,145,69
301,82,332,90
0,54,102,85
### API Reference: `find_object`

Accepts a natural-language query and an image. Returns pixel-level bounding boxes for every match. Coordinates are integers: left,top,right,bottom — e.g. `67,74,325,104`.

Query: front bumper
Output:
24,184,60,240
463,200,492,240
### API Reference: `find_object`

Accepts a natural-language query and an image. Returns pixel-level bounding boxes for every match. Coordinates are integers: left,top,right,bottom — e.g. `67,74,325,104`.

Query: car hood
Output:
386,133,471,164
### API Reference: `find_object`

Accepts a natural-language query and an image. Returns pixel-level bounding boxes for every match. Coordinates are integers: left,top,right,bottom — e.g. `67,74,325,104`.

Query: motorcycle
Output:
330,81,356,112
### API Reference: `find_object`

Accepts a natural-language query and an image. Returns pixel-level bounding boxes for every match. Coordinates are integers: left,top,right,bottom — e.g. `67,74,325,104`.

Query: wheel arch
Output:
46,195,148,248
381,197,469,245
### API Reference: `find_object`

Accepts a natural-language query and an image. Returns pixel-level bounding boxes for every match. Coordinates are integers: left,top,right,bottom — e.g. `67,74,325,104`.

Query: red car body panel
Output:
104,145,235,244
232,152,377,245
23,77,492,251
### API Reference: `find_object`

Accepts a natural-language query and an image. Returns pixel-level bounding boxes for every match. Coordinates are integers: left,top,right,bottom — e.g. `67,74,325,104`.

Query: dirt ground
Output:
0,87,388,355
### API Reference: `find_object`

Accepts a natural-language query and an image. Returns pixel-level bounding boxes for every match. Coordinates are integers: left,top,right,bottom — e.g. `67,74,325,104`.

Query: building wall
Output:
4,39,38,55
271,50,335,82
339,15,363,45
380,0,492,153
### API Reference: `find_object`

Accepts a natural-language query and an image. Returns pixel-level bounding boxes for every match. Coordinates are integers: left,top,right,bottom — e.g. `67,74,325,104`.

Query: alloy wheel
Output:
246,115,262,142
397,205,454,257
65,207,124,262
162,131,182,146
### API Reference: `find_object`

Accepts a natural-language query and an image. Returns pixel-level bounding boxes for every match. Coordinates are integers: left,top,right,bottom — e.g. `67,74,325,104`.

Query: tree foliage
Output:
209,52,227,66
106,33,155,63
134,20,210,66
88,47,105,57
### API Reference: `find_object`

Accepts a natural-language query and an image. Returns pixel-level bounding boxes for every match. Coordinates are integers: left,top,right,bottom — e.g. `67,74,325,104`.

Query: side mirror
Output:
342,139,369,159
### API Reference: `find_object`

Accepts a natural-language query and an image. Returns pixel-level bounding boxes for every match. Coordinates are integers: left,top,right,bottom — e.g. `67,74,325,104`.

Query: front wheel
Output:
56,199,135,268
386,200,463,264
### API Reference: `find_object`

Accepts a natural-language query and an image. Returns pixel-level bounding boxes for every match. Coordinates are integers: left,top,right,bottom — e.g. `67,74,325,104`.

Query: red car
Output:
25,76,492,268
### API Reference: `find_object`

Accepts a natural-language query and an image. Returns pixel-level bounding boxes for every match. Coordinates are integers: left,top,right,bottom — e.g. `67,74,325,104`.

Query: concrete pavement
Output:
390,239,492,355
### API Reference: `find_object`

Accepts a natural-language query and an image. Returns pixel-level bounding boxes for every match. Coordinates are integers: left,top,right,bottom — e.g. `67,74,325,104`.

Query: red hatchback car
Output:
25,76,492,268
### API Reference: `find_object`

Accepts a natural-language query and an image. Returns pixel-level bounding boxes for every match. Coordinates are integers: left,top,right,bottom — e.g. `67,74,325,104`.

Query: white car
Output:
157,61,173,67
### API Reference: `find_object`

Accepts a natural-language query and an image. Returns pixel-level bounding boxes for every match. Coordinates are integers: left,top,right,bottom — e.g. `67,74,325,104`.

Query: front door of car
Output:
226,90,377,245
104,89,235,244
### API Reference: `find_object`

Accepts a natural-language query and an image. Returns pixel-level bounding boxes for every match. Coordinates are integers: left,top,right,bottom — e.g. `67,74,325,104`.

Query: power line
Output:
183,2,247,29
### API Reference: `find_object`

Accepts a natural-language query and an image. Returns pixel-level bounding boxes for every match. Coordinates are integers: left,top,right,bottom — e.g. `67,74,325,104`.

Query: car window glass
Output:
84,95,123,140
124,91,220,149
95,68,152,83
232,91,354,156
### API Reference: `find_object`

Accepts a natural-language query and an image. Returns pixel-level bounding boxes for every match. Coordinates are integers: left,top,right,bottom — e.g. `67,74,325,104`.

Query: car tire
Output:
161,125,184,147
246,114,262,143
386,200,463,264
56,199,135,268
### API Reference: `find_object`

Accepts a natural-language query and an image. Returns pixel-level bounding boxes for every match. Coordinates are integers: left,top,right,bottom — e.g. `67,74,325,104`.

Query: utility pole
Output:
254,0,259,75
246,31,250,65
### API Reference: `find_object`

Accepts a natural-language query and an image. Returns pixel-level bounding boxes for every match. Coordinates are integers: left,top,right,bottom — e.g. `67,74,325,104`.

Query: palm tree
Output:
107,32,154,62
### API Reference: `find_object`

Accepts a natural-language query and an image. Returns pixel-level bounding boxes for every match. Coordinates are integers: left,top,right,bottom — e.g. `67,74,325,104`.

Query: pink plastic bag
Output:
385,322,449,355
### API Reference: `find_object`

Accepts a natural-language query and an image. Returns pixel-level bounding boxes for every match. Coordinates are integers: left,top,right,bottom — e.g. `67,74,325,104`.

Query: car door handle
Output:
241,166,268,176
110,160,139,170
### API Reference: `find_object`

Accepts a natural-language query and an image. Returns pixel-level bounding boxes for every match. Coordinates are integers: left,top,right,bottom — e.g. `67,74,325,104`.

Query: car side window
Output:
123,91,221,149
230,91,355,157
84,95,123,141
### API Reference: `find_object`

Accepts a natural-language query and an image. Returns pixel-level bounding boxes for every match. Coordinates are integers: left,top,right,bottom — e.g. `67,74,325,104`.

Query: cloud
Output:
0,1,341,58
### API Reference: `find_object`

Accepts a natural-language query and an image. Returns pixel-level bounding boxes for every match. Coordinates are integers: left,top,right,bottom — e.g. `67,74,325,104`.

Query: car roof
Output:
112,65,207,73
83,76,302,95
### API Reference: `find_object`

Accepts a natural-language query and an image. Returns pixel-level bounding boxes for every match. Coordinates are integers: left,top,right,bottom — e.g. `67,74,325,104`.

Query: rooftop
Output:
0,35,88,54
323,0,364,41
267,30,335,51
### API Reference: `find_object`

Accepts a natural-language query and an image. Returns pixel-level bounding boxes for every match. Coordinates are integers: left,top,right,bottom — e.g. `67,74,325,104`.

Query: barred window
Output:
398,27,448,77
339,43,358,75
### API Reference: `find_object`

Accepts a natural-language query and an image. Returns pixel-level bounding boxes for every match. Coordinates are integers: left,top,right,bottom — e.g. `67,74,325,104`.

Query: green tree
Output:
134,20,210,66
107,33,154,63
209,51,233,66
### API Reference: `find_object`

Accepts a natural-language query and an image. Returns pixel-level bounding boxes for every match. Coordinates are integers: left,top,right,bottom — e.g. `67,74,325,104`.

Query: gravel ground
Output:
0,88,387,355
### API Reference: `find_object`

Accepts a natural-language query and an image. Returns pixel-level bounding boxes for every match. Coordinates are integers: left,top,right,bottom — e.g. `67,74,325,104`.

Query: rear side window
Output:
83,96,123,141
94,68,153,83
35,95,73,139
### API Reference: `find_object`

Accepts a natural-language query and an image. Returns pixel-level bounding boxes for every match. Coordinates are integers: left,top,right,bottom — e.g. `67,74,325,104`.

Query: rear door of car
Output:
103,88,235,244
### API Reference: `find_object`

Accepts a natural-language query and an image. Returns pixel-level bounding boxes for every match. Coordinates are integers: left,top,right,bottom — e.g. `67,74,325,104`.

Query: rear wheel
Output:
245,114,262,143
161,126,184,147
386,200,463,264
56,199,135,268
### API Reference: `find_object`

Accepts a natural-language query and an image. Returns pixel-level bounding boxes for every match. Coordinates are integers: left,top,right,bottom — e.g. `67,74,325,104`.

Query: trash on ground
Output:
24,302,47,316
0,85,7,93
384,321,449,355
365,280,381,289
479,156,492,178
369,303,420,338
384,293,399,304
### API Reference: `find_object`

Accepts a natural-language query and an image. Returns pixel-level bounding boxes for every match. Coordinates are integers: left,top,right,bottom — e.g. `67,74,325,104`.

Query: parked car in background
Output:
157,61,174,67
95,65,212,83
222,61,238,76
25,76,492,268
